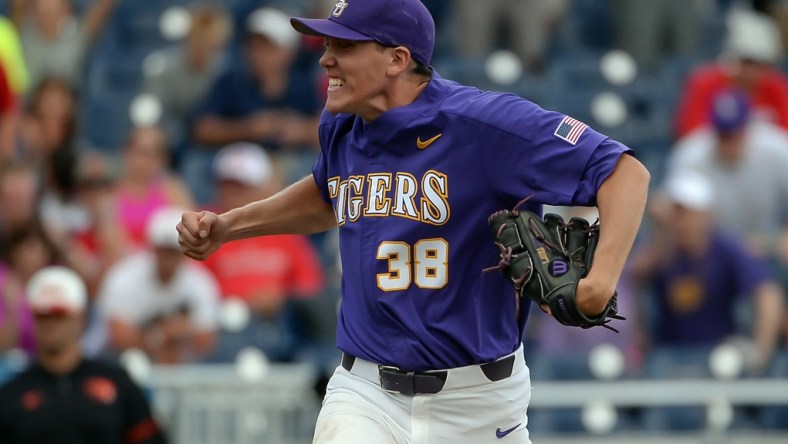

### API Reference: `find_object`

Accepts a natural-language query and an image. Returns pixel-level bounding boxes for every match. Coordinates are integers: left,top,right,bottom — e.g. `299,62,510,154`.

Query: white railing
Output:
142,363,788,444
146,363,319,444
531,379,788,407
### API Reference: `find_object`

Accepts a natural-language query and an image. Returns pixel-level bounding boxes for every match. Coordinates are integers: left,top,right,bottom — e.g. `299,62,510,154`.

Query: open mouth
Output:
328,77,344,91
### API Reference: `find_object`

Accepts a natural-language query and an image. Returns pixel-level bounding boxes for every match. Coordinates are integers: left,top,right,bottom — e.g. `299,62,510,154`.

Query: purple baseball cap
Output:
711,89,751,133
290,0,435,66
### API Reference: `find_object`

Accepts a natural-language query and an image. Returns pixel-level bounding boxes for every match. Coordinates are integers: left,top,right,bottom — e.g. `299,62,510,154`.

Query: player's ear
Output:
387,46,412,76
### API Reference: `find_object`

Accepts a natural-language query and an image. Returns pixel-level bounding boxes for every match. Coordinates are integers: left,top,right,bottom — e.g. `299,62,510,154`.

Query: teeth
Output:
329,78,344,87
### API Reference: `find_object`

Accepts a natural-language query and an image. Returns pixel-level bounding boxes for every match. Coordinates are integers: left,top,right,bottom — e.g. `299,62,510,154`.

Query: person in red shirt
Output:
202,142,325,361
675,9,788,138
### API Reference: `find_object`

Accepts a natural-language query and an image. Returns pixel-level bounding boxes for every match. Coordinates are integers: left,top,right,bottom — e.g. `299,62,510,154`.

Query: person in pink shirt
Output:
115,125,194,248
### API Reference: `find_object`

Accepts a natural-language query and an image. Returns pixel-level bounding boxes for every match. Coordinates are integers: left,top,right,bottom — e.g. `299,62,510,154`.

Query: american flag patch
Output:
553,116,588,145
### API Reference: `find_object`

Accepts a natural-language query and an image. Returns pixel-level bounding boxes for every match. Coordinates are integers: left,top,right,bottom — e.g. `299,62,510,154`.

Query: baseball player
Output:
177,1,650,443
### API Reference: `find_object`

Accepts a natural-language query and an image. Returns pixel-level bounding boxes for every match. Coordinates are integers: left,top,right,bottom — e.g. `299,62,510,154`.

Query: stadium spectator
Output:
20,76,79,162
0,160,39,247
0,266,167,444
0,219,65,357
186,6,323,202
191,6,322,150
22,77,89,243
114,125,194,249
633,172,784,374
96,206,219,364
666,89,788,264
67,150,128,296
202,142,325,362
674,9,788,138
10,0,117,92
631,172,785,430
143,5,232,162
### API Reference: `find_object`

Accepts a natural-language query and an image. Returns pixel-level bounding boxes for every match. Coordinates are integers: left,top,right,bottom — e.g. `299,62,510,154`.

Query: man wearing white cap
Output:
632,172,784,378
96,206,220,364
0,266,166,443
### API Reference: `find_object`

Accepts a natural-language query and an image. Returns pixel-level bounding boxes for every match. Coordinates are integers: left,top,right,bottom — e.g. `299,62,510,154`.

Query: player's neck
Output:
362,78,430,123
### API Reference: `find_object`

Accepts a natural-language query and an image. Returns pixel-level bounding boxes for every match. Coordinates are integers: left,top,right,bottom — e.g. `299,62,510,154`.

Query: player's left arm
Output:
577,153,650,316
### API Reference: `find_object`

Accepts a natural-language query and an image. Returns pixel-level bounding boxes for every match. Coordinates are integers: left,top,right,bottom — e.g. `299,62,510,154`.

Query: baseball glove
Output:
486,204,624,331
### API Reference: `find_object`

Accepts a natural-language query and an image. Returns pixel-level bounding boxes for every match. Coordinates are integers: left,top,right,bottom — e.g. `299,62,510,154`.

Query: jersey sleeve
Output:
572,139,634,206
116,369,167,444
479,96,632,206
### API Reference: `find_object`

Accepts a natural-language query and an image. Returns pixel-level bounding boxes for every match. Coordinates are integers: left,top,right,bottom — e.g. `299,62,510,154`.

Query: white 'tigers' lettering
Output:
365,174,392,216
327,171,449,225
421,171,449,225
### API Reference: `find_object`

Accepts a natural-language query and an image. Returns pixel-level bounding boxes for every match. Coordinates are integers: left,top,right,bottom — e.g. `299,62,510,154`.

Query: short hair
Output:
374,43,433,79
410,60,433,79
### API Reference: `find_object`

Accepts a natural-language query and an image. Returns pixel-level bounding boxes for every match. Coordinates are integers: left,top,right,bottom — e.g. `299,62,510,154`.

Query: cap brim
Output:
290,17,373,41
32,305,80,316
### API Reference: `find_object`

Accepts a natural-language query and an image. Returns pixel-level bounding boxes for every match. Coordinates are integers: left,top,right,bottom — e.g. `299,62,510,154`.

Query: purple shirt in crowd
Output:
652,230,772,345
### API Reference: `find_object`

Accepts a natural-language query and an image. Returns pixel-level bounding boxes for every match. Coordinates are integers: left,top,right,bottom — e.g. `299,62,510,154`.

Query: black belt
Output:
341,353,516,395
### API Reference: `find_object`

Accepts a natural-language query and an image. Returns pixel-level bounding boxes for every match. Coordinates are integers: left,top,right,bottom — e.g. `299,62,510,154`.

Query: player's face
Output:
319,38,394,121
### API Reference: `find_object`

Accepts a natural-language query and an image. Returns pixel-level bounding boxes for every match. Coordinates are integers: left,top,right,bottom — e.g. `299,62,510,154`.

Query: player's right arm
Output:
178,174,335,260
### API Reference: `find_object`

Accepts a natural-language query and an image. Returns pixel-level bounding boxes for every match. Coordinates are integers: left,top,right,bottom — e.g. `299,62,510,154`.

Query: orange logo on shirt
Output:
21,390,44,411
83,377,117,405
668,276,705,313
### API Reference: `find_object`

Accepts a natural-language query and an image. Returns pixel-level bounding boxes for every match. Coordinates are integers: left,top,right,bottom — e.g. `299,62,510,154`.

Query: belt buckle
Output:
378,365,411,394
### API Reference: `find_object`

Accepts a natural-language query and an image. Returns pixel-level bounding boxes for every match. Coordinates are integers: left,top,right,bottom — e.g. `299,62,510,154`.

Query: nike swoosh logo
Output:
417,133,442,149
495,423,521,439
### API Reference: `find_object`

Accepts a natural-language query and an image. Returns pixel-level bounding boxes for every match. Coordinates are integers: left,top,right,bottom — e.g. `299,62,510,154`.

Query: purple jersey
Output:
652,230,772,345
312,73,631,370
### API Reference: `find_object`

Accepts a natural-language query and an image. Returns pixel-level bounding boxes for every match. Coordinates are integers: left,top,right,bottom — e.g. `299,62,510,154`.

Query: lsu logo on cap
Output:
332,0,349,17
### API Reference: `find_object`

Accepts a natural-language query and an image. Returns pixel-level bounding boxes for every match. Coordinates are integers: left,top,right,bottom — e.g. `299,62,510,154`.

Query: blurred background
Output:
0,0,787,442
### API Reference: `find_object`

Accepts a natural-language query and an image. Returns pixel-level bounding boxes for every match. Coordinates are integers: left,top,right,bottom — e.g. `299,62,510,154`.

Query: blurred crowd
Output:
0,0,787,436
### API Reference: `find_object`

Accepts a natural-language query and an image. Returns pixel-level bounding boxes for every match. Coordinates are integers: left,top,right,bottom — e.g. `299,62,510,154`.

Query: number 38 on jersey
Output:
376,239,448,291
